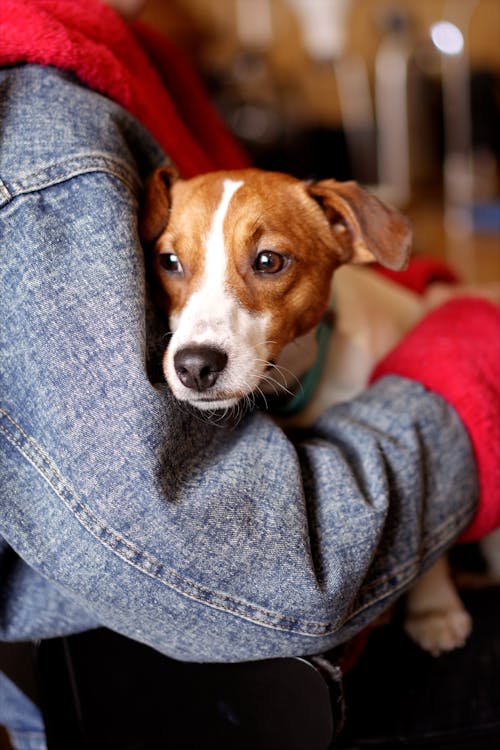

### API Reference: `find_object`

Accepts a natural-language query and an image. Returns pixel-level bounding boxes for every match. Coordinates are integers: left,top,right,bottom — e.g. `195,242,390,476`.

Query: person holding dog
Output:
1,1,499,748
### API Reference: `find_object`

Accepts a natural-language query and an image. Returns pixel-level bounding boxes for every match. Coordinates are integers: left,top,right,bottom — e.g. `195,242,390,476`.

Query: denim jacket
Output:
0,65,477,664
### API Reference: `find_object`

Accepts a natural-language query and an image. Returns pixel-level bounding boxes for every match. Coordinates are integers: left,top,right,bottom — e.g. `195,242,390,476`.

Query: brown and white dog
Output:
140,166,473,655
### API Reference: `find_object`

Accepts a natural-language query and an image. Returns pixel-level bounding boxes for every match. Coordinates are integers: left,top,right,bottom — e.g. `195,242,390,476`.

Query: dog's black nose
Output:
173,346,228,392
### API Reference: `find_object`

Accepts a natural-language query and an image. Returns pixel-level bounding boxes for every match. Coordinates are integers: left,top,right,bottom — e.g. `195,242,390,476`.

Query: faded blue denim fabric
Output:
0,62,478,690
0,673,46,750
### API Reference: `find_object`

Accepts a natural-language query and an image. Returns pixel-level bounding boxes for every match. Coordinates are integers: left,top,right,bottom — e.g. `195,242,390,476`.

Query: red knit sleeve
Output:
370,298,500,542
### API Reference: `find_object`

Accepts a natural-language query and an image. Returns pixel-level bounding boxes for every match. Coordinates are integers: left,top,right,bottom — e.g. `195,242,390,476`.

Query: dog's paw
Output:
404,607,472,656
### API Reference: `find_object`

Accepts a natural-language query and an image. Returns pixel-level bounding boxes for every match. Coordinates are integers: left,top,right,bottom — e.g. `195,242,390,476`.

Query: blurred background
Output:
0,5,498,748
141,0,500,283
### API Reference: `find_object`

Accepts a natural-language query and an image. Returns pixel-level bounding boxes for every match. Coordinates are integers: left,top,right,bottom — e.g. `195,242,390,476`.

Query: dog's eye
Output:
159,252,183,275
253,251,286,274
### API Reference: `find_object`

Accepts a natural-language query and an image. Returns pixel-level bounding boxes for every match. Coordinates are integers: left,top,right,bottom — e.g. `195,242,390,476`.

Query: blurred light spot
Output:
430,21,464,55
231,104,279,143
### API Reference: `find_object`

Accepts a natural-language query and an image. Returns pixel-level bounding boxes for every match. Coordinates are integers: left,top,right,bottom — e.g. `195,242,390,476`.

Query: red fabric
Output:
0,0,249,177
131,22,249,175
371,298,500,542
373,256,460,294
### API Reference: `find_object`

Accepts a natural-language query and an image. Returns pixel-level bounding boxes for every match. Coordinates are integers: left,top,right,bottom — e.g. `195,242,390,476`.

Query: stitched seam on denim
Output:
1,408,472,637
365,518,468,594
359,513,471,595
0,409,337,636
1,409,472,638
346,508,475,624
2,152,140,199
346,503,475,627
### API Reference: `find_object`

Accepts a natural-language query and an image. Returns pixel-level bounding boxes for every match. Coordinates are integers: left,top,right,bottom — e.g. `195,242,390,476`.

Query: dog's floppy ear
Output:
307,179,412,270
140,166,179,245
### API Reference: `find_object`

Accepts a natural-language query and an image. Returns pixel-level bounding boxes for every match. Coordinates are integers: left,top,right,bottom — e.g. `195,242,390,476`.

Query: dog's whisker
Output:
256,365,302,398
269,363,302,390
254,386,269,410
260,375,297,400
254,357,302,391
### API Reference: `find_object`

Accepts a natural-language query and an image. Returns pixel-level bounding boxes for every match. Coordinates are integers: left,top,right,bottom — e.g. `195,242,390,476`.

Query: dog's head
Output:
140,167,411,410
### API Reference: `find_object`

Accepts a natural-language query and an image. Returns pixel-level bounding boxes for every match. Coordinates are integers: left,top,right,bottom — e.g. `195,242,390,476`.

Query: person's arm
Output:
1,64,498,664
0,363,479,663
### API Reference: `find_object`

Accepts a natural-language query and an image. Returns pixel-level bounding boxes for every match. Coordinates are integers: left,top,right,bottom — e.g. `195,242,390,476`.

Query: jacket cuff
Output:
370,298,500,542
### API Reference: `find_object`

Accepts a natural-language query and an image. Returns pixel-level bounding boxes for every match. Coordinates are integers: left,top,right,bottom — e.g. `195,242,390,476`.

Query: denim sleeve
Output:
0,65,478,662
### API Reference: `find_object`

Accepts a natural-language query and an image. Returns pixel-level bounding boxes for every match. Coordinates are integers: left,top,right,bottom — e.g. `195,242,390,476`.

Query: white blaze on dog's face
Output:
162,177,271,410
140,168,411,410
